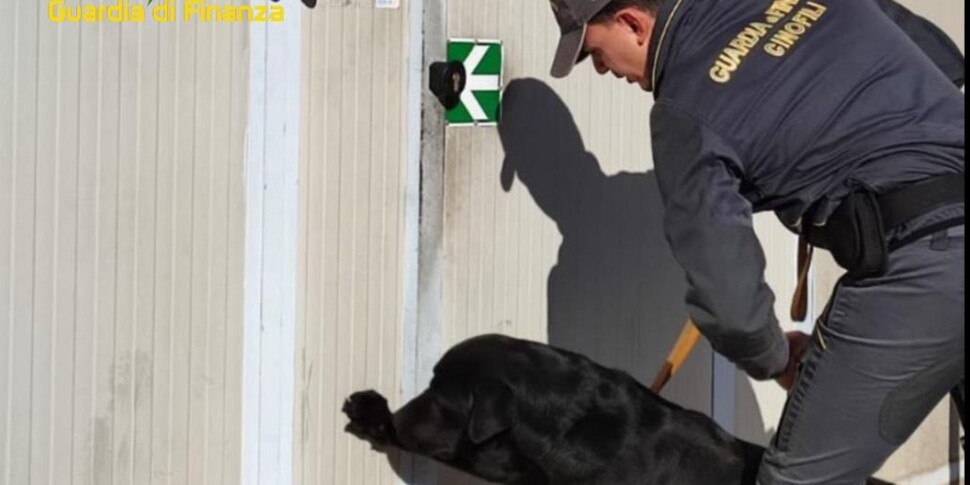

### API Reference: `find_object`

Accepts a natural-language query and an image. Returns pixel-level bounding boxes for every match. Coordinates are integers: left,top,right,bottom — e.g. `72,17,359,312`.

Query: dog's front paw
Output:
343,391,395,446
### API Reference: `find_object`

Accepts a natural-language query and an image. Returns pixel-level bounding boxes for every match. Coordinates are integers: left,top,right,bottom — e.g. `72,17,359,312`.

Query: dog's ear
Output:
467,383,511,445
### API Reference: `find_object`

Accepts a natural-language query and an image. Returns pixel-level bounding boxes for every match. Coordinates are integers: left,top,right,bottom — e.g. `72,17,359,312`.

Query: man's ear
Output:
616,9,653,44
467,383,511,445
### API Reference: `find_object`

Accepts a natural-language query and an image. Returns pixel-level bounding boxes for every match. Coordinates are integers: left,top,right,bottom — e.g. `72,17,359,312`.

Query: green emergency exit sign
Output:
447,39,503,126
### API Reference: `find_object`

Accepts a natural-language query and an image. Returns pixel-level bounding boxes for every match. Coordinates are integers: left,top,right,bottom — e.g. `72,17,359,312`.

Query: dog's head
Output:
394,374,511,460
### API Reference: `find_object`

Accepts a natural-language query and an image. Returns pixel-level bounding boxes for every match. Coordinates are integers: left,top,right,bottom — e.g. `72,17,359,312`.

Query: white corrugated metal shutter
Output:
0,1,248,484
293,2,408,485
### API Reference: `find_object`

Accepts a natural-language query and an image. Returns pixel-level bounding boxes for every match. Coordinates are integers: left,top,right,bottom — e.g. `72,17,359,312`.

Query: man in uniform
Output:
546,0,965,483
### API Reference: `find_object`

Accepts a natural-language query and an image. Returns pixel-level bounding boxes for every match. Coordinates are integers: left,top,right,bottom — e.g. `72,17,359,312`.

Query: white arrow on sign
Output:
460,45,500,122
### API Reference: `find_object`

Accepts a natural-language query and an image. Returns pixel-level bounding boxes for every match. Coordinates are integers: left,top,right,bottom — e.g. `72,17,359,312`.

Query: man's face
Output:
583,8,655,90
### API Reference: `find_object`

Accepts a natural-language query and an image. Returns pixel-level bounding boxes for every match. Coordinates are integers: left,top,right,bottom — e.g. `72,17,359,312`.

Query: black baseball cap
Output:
550,0,615,78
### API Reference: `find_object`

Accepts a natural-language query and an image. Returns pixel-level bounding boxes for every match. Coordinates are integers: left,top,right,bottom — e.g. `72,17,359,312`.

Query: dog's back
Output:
433,335,762,484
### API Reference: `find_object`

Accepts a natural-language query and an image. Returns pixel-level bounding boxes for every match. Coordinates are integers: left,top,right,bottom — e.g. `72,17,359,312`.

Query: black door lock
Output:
429,61,467,110
270,0,317,8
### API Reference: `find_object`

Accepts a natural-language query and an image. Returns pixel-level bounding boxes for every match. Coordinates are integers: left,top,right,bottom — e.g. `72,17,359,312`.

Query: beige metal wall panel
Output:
294,3,407,485
0,2,248,484
443,0,709,415
440,4,720,482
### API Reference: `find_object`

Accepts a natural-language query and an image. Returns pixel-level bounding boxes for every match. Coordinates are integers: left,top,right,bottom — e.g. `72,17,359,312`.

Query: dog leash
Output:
791,236,814,322
650,320,702,394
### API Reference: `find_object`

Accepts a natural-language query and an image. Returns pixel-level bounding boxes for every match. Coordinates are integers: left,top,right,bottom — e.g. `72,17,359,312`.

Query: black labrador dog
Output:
343,334,892,485
343,334,761,484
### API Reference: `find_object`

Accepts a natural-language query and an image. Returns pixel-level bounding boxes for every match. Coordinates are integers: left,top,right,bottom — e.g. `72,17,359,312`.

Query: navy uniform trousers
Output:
759,206,965,484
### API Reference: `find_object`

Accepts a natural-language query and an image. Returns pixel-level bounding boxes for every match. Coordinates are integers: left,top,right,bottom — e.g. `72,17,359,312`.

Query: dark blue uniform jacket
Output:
647,0,965,379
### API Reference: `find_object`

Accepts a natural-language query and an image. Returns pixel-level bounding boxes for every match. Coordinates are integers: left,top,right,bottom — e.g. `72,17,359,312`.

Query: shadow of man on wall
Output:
497,77,716,410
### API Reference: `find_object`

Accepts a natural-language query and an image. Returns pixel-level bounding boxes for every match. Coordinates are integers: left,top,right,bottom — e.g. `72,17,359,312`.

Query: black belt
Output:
794,173,963,305
879,173,965,250
808,173,965,250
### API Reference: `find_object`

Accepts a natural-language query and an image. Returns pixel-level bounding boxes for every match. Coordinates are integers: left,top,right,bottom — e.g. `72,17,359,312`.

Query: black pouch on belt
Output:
808,187,888,278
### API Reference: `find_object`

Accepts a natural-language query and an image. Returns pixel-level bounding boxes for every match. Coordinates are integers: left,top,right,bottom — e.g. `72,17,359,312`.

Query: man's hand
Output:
775,331,812,391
